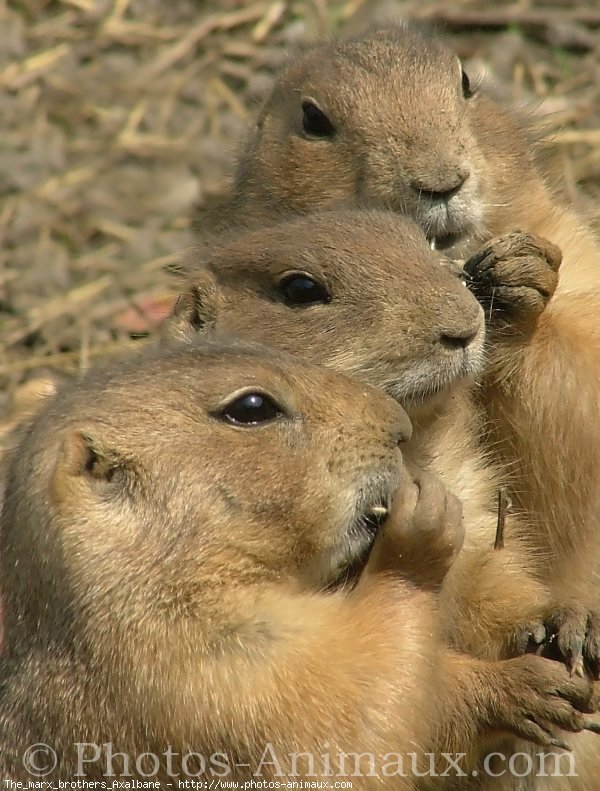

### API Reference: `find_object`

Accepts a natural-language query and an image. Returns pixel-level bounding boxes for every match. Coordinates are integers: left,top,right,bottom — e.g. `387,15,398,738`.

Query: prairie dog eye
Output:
278,272,331,306
461,69,474,100
218,392,285,426
301,99,336,138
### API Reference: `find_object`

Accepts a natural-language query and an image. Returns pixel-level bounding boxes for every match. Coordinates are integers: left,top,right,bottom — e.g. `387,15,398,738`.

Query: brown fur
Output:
3,338,593,786
197,22,600,678
164,211,600,784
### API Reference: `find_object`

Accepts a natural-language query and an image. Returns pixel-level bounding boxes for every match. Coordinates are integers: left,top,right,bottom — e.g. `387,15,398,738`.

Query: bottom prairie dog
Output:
166,211,600,784
0,340,595,787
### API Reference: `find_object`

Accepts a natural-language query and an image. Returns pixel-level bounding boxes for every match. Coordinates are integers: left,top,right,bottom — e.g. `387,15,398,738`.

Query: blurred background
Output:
1,0,599,438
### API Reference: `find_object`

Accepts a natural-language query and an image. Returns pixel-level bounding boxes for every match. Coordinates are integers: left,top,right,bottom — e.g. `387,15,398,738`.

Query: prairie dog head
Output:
0,340,410,665
169,210,485,413
233,25,535,253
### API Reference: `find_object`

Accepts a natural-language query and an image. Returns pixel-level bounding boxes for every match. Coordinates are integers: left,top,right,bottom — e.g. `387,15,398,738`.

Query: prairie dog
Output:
168,212,600,787
220,24,598,269
2,339,593,786
168,212,561,650
201,23,600,674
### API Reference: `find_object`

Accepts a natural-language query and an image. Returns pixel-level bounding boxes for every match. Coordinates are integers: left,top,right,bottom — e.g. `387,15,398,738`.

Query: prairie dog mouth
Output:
388,329,486,413
428,232,465,252
324,500,390,591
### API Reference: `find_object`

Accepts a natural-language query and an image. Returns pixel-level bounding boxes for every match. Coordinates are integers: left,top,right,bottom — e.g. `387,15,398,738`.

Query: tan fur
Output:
164,211,600,783
3,338,593,786
196,21,600,680
169,210,538,652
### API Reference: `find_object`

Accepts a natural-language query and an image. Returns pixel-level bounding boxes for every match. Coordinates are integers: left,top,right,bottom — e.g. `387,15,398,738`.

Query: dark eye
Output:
219,392,284,426
279,273,331,306
302,100,336,138
461,69,474,100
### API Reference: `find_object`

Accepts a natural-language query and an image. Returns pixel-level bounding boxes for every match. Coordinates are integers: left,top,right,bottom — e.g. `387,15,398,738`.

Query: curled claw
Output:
514,720,570,750
532,624,547,645
585,718,600,735
549,736,573,752
568,637,585,679
514,623,547,655
546,610,590,677
584,614,600,680
557,623,585,677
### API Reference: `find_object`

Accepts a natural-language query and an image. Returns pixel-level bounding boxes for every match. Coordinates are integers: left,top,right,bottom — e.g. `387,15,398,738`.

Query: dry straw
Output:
1,0,599,434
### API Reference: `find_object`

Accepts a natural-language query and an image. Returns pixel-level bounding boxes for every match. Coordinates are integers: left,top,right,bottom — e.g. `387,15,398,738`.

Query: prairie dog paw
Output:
464,231,561,329
544,607,600,679
366,467,464,590
496,654,599,747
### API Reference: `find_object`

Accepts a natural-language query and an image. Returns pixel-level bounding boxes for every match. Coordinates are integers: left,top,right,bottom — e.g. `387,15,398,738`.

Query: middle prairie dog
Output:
167,210,600,785
167,210,558,653
206,23,600,673
1,339,594,785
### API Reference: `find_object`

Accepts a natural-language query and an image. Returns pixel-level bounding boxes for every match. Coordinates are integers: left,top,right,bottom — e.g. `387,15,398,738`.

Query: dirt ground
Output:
1,0,600,438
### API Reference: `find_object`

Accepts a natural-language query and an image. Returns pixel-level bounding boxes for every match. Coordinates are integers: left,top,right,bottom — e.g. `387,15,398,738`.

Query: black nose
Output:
412,172,469,201
440,325,479,350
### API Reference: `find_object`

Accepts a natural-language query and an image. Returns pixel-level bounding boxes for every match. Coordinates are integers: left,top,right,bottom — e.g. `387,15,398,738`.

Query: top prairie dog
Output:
205,23,600,673
3,339,592,786
223,23,598,274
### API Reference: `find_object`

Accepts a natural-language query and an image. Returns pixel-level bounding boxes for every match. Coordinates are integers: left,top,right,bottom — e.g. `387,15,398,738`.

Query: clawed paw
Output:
463,231,561,329
366,467,464,590
543,609,600,679
500,654,599,747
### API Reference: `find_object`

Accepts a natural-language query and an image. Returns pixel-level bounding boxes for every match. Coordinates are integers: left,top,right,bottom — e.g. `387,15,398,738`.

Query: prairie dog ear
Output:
52,430,122,503
162,268,219,344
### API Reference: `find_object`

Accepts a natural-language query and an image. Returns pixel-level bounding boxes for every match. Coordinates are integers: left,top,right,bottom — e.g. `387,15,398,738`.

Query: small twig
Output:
0,339,148,377
0,43,71,90
209,74,249,120
252,1,286,43
494,487,512,551
550,130,600,146
136,3,268,83
78,320,90,376
420,7,600,30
